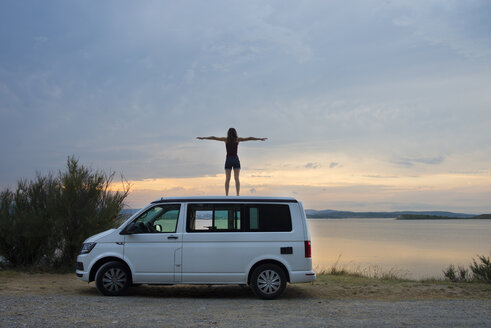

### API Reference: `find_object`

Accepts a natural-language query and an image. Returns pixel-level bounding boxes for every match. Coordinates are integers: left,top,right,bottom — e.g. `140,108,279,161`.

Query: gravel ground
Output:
1,286,490,328
1,274,490,327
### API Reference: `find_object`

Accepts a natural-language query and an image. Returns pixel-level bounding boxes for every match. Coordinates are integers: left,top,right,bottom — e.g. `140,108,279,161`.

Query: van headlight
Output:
80,242,97,254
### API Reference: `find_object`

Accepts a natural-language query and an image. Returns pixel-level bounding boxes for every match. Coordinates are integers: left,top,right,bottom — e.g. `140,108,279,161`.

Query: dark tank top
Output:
226,142,238,157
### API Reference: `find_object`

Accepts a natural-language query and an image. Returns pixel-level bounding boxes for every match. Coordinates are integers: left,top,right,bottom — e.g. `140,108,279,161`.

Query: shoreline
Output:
307,217,491,220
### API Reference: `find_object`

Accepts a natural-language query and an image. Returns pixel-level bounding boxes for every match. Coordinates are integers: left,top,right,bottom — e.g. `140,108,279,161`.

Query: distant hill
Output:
305,209,475,219
397,213,491,220
472,214,491,219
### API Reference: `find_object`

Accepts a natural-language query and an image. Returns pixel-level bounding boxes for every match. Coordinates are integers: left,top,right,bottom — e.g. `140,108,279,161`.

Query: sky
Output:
1,0,490,212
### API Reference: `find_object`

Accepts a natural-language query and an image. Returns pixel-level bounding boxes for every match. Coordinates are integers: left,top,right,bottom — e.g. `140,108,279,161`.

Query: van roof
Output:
151,196,298,204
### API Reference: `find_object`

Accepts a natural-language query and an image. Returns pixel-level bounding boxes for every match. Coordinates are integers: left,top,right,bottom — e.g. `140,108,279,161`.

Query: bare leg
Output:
234,168,240,196
225,169,232,196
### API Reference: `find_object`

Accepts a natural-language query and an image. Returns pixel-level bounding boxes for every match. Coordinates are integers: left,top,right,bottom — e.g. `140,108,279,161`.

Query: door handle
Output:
167,235,178,240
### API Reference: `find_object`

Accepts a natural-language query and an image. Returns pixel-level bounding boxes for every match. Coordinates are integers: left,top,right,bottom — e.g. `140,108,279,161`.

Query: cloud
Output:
391,1,491,58
392,155,445,167
329,162,339,169
305,162,320,169
363,175,399,179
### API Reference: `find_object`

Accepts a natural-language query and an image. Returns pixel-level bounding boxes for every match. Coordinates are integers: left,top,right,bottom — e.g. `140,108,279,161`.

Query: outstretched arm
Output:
237,137,268,142
196,136,227,142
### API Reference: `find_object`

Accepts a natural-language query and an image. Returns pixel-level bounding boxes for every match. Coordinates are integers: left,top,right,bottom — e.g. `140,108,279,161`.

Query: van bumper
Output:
76,254,90,282
290,270,316,283
76,270,89,282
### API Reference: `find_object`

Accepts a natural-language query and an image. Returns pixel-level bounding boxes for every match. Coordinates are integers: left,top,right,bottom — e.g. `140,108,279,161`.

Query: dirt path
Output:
1,272,490,327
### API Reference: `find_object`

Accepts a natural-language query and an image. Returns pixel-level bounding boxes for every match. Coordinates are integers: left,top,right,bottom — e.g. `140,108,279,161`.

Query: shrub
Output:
444,255,491,283
54,156,130,266
443,264,469,282
470,255,491,283
0,175,59,267
0,156,130,268
443,264,457,281
457,265,469,281
0,189,15,264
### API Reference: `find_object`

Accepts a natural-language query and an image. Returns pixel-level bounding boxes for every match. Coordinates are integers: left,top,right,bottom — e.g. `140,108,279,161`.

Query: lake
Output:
307,218,491,279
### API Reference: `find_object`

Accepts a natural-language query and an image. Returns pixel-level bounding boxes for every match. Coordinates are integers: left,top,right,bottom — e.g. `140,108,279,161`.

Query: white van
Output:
76,196,315,299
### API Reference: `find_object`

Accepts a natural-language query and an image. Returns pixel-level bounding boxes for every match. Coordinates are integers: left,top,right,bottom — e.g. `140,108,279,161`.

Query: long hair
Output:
226,128,238,144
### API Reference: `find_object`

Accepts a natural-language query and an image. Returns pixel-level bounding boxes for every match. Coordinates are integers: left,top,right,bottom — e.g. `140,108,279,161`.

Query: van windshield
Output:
130,204,181,233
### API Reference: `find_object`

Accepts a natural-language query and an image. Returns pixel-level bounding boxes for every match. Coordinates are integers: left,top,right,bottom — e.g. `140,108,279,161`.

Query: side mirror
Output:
120,222,137,235
155,224,162,232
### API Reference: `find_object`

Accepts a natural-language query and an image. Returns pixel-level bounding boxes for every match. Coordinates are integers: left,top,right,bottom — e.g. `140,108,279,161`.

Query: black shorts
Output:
225,156,241,169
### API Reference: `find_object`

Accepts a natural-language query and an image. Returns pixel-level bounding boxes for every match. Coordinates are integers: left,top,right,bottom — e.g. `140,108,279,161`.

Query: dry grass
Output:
0,270,490,301
314,254,410,281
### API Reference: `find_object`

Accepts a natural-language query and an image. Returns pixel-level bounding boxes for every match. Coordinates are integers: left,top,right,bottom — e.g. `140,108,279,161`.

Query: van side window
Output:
132,204,181,233
187,204,241,232
247,204,292,232
186,203,291,232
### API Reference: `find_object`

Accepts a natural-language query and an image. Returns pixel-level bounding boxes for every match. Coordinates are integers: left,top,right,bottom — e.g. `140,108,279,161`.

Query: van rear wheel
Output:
250,264,286,299
95,261,131,296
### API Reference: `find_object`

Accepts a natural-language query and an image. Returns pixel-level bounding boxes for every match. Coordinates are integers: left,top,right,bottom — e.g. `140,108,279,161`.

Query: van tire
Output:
250,264,287,299
95,261,131,296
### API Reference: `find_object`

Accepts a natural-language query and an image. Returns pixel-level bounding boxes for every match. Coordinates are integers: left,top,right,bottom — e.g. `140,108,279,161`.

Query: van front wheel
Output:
95,261,131,296
250,264,286,299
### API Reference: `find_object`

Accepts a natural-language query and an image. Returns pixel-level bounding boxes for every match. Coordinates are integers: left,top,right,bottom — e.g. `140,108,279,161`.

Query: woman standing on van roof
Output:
197,128,267,196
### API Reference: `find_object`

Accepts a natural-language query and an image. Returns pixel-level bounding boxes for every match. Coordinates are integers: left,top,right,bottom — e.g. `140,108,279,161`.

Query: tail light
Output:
304,240,312,258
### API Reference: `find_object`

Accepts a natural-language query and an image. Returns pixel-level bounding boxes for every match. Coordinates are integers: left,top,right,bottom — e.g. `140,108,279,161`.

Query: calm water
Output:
307,218,491,279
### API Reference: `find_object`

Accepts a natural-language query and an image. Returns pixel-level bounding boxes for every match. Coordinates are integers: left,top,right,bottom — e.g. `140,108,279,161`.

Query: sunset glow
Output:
116,157,491,211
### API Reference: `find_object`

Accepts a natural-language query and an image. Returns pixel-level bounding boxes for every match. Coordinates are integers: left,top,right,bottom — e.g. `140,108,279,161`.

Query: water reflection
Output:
307,219,491,279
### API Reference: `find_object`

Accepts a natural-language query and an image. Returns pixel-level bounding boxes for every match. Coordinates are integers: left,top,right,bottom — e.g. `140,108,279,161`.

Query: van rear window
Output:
248,204,292,232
